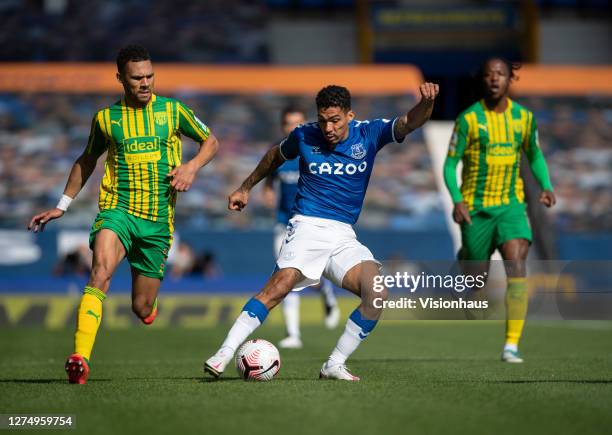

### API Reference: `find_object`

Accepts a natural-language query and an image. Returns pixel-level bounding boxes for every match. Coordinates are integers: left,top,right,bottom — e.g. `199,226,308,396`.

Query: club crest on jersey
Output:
154,112,167,126
513,120,522,134
351,143,366,159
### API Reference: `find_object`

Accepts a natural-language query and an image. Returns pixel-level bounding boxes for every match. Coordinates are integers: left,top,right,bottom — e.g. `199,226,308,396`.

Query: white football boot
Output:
204,348,233,378
501,349,524,363
319,360,360,381
278,335,303,349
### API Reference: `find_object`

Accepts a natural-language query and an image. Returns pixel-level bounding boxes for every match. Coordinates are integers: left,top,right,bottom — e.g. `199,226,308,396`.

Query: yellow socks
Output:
74,286,106,361
505,277,528,348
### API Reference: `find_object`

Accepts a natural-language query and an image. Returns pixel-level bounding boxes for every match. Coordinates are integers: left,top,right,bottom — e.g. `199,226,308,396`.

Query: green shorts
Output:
89,208,172,280
459,203,532,261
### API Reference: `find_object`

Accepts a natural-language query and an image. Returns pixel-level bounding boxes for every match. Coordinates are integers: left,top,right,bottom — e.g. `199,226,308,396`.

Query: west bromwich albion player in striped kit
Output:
205,83,439,381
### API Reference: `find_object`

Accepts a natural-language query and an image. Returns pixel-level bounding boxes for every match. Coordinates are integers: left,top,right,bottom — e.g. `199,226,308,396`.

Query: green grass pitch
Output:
1,321,611,435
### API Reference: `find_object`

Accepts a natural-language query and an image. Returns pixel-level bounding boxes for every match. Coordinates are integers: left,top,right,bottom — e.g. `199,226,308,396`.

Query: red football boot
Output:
142,298,158,325
65,353,90,384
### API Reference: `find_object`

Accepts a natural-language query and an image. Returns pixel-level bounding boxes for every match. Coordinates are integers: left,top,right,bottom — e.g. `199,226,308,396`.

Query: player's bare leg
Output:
67,229,125,384
204,268,303,378
131,270,161,325
499,239,529,363
321,261,386,381
456,254,490,320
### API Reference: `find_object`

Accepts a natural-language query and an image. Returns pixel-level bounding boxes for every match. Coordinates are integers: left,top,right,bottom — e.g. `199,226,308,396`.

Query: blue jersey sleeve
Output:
368,118,403,152
279,128,300,160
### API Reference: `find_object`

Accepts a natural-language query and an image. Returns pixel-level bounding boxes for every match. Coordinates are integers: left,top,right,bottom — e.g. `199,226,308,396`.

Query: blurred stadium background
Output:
0,0,610,326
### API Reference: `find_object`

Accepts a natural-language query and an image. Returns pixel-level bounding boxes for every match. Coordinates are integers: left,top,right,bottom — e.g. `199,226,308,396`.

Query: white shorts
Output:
276,214,380,291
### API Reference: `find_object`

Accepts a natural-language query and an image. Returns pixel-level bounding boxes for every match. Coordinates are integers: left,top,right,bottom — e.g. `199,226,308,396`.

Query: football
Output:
235,339,281,381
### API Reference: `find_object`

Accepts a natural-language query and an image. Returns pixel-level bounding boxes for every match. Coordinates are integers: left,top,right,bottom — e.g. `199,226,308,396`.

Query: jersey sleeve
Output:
443,115,469,203
523,113,553,191
176,101,211,143
369,118,402,152
85,112,108,156
278,128,300,160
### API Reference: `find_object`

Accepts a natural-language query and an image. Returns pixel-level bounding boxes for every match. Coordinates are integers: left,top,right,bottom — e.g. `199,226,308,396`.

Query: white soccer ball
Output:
235,339,281,381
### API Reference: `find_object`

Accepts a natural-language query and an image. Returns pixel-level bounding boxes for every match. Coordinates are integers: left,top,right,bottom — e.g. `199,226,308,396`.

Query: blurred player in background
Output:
443,57,556,363
263,105,340,349
206,82,438,381
27,45,219,383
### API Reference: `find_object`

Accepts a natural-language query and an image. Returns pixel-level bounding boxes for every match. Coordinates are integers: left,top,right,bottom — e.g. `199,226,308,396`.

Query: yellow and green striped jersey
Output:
444,98,553,211
86,94,210,229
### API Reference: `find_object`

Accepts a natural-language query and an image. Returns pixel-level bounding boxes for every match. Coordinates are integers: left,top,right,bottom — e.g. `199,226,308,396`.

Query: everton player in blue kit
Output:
263,106,340,350
205,83,439,380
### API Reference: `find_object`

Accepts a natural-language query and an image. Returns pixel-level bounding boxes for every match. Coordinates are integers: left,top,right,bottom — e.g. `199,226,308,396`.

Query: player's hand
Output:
228,188,249,211
539,190,556,208
452,201,472,225
27,208,64,233
419,82,440,104
168,162,198,192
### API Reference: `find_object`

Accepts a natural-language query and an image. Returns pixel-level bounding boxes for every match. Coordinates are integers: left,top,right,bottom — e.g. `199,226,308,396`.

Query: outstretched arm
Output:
28,150,100,232
393,82,440,141
228,145,286,211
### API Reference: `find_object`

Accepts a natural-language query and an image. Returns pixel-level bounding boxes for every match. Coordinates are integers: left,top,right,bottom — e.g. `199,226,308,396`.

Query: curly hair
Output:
116,45,151,74
316,85,351,111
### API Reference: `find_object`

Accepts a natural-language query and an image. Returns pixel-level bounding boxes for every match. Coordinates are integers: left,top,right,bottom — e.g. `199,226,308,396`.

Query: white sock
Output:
328,318,362,365
282,291,300,338
219,311,262,355
320,278,337,309
504,343,518,352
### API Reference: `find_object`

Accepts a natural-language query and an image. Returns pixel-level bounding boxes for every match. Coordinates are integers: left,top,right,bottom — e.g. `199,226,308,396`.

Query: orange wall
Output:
0,64,423,95
512,65,612,96
0,63,609,96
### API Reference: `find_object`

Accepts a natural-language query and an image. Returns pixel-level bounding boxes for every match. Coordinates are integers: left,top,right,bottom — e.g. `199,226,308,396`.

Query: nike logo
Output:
358,332,368,340
111,119,122,126
247,311,257,318
478,124,487,131
86,309,100,323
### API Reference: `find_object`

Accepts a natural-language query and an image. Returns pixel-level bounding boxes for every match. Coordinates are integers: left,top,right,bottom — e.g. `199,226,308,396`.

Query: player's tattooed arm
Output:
393,82,440,141
228,146,285,211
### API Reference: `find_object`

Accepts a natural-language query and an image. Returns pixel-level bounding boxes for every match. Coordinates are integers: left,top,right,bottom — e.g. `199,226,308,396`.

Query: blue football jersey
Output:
279,118,402,225
272,157,300,225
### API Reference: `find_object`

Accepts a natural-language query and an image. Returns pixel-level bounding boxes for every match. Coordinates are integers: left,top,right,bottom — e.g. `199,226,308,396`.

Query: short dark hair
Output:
478,56,521,82
116,45,151,74
316,85,351,111
280,104,305,124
